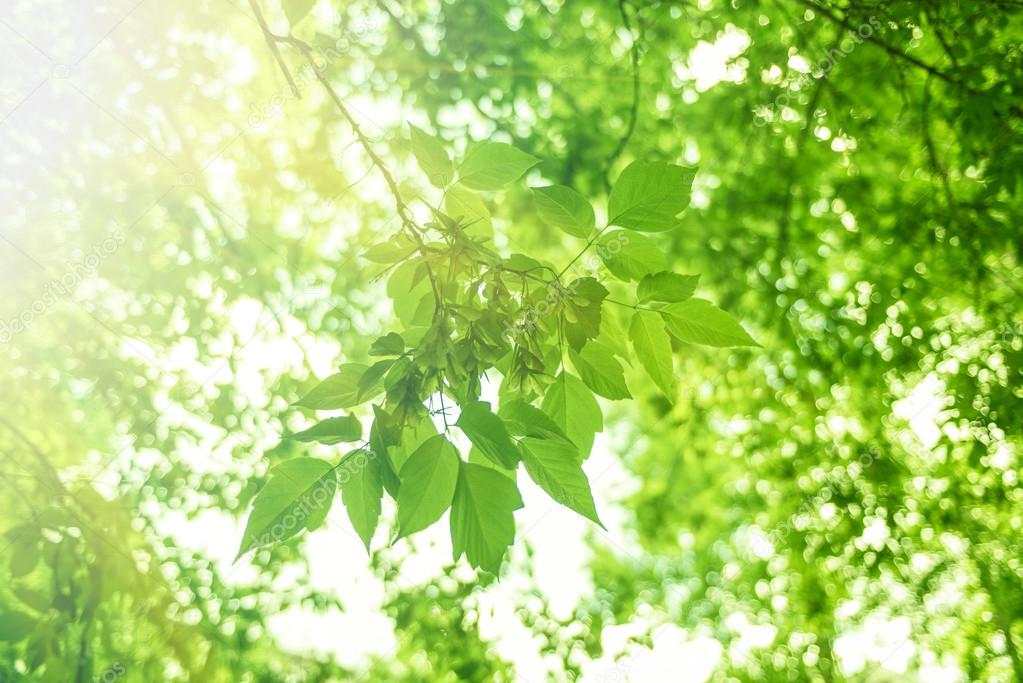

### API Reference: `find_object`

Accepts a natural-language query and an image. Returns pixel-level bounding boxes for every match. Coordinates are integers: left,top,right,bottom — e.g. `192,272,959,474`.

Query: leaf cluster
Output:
238,131,756,574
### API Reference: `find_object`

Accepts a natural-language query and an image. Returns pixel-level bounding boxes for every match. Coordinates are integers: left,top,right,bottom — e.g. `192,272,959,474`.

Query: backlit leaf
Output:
396,435,460,539
458,142,539,191
597,231,667,281
295,364,374,410
661,298,759,347
568,342,631,400
565,277,608,350
387,415,439,472
468,446,516,479
450,462,523,573
637,271,699,304
236,458,337,560
607,161,696,232
409,123,453,188
531,185,595,237
339,449,382,551
519,437,603,527
629,310,675,398
283,0,316,26
444,184,493,238
541,372,603,458
498,399,573,445
363,238,416,264
455,400,520,469
369,332,405,357
287,415,362,445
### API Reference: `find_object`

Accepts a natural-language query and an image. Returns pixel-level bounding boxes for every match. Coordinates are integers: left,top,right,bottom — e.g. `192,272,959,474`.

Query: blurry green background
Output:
1,0,1022,680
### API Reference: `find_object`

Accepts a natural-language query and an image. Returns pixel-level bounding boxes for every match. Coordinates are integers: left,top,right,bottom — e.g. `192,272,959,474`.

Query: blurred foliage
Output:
1,0,1021,680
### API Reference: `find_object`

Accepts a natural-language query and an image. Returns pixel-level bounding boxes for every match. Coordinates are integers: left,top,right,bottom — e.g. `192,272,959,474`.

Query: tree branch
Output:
245,0,300,97
796,0,974,93
245,1,445,307
603,0,641,191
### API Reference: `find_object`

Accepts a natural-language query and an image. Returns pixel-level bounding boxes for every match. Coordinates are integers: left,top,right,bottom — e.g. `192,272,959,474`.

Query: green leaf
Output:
661,298,759,347
455,401,520,469
457,141,540,191
568,342,631,400
564,277,608,351
287,415,362,445
498,399,573,445
283,0,317,26
13,587,49,612
541,372,603,458
607,161,696,232
236,458,337,560
597,231,667,281
637,271,700,303
468,446,516,479
409,124,453,188
0,609,34,642
571,276,610,304
396,435,460,539
629,310,675,398
597,306,632,361
370,406,402,498
8,534,39,578
369,332,405,357
387,261,436,327
358,359,394,400
519,437,603,527
444,184,493,238
450,462,523,573
338,449,382,551
503,253,543,272
387,258,426,298
363,238,415,264
296,364,375,409
531,185,595,238
387,415,439,472
384,360,411,391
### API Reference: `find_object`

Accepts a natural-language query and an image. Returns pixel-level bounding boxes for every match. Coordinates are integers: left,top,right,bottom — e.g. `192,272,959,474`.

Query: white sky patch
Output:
270,517,399,667
834,614,915,676
725,611,777,656
787,53,811,74
583,622,722,682
918,649,967,683
675,27,751,92
892,372,947,449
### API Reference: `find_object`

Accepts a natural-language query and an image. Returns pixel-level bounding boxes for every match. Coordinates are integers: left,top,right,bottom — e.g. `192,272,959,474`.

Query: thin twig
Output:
603,0,641,191
796,0,972,92
559,225,610,278
246,0,300,97
245,3,445,306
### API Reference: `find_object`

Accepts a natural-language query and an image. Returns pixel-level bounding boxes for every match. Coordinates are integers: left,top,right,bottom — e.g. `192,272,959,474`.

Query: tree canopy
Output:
1,0,1021,680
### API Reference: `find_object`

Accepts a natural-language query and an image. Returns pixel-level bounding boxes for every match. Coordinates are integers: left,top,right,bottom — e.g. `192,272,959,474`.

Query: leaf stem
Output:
605,298,660,311
558,224,610,278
